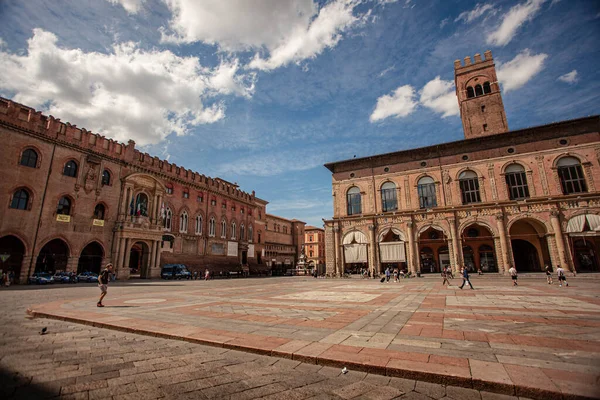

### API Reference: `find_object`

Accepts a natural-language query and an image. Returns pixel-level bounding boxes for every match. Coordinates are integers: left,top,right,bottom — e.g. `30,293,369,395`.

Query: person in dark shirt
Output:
97,263,114,307
459,266,474,290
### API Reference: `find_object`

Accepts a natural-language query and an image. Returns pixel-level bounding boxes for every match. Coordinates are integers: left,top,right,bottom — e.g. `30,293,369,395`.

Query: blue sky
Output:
0,0,599,227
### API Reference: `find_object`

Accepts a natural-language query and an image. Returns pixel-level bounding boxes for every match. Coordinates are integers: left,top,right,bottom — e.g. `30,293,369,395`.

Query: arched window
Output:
417,176,437,209
195,215,203,235
209,217,216,237
101,170,111,186
57,196,71,215
248,225,253,243
221,219,227,238
381,181,397,212
94,203,105,220
63,160,78,177
505,164,530,200
557,157,587,194
283,226,287,234
475,84,483,97
240,223,245,241
466,86,475,98
164,208,172,231
346,187,362,215
483,81,491,94
20,149,38,168
180,211,188,233
10,189,29,210
231,221,237,240
135,193,148,216
459,170,481,204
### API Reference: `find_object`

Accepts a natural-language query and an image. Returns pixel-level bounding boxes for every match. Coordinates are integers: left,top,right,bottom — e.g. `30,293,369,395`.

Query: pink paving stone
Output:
293,342,333,364
271,340,313,358
469,359,514,395
428,354,469,368
386,358,471,386
504,364,561,399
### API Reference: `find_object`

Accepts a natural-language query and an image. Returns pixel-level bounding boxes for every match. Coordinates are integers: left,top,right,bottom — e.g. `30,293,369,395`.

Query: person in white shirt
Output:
556,266,569,287
508,266,518,286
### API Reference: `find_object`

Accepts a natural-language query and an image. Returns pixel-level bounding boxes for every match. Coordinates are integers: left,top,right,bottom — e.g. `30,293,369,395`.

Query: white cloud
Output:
558,69,578,84
439,18,450,28
0,29,255,145
160,0,367,71
0,38,6,48
419,77,459,117
455,3,497,23
370,85,417,122
487,0,546,46
106,0,145,14
496,49,547,93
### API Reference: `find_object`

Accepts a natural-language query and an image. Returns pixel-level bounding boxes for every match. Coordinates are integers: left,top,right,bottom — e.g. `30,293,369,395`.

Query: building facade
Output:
264,214,305,275
304,226,326,272
0,97,295,283
324,51,600,277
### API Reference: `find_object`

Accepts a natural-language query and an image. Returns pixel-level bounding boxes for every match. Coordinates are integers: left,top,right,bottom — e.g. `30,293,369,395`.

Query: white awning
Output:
566,214,600,233
344,244,367,263
342,230,368,245
377,227,405,242
379,242,406,262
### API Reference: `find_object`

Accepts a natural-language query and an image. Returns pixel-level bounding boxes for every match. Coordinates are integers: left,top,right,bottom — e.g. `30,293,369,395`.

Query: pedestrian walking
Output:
204,268,210,281
393,268,398,282
545,264,553,284
97,263,114,307
385,267,391,282
556,265,569,287
459,266,474,289
441,267,451,286
509,265,518,286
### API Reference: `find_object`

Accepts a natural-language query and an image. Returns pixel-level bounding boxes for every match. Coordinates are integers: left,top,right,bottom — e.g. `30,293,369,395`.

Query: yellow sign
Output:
56,214,71,223
93,219,105,227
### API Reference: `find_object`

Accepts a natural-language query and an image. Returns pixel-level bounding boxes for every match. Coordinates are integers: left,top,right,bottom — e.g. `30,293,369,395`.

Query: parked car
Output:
52,272,70,283
28,272,54,284
161,264,192,280
77,272,99,283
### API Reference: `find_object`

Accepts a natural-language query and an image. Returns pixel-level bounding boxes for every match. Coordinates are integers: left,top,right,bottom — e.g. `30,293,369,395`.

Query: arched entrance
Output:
511,239,540,272
378,228,407,273
565,214,600,272
509,219,549,272
0,235,25,283
342,231,368,275
461,224,497,272
129,241,150,278
418,227,447,273
78,242,104,274
36,239,69,273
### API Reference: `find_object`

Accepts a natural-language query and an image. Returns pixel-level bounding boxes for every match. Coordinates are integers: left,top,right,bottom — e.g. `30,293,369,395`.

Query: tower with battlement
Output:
454,50,508,139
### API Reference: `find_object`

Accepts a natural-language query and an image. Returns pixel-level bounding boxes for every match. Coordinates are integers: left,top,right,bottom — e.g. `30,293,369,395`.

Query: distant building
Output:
304,226,325,273
264,214,305,275
324,51,600,276
0,97,298,282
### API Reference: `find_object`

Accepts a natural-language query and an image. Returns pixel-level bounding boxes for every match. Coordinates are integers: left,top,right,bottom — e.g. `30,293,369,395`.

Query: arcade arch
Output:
460,223,498,272
78,241,104,274
418,226,448,273
565,214,600,272
36,239,69,273
0,235,26,282
342,230,368,274
509,218,550,272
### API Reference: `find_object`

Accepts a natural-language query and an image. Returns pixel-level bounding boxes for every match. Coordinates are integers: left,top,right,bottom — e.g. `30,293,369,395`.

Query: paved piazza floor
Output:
3,275,600,399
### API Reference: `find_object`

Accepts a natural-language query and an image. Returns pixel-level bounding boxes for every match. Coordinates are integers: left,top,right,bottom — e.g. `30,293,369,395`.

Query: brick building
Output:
264,214,305,275
0,97,296,283
324,51,600,277
304,226,325,273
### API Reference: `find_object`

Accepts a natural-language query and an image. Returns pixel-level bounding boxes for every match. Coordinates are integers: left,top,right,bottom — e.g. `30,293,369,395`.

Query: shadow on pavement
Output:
0,367,56,399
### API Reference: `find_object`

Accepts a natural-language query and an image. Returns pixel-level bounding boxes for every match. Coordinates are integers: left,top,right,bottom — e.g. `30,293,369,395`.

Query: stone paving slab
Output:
22,276,600,399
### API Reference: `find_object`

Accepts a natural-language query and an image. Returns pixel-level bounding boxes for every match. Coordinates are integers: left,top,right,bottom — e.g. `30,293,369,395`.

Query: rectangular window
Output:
505,172,530,200
211,199,216,206
197,196,203,203
222,203,226,209
347,193,361,215
183,192,189,199
417,183,437,209
166,187,173,195
460,178,481,204
558,165,587,194
381,188,397,212
483,124,488,131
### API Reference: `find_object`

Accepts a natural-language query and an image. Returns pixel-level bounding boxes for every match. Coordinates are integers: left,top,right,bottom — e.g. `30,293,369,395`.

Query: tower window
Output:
475,85,483,96
483,82,491,94
481,105,485,112
483,124,488,131
467,86,475,98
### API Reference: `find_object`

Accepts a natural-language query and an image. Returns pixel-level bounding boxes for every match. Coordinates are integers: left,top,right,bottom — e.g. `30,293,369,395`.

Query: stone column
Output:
149,240,156,277
114,236,122,271
156,195,162,220
333,226,341,276
154,240,162,277
66,256,79,273
406,221,417,274
449,218,462,274
368,224,377,277
495,213,511,274
550,211,570,270
123,238,131,272
19,255,33,284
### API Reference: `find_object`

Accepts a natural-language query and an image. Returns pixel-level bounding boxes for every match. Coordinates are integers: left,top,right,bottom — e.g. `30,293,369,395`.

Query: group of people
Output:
0,271,14,287
441,265,474,289
383,267,410,282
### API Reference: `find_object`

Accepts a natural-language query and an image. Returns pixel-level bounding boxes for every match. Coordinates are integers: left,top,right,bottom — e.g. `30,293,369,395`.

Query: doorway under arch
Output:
511,239,540,272
129,241,151,278
418,227,447,273
572,239,600,272
0,235,26,282
461,224,497,272
78,242,104,274
36,239,69,273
